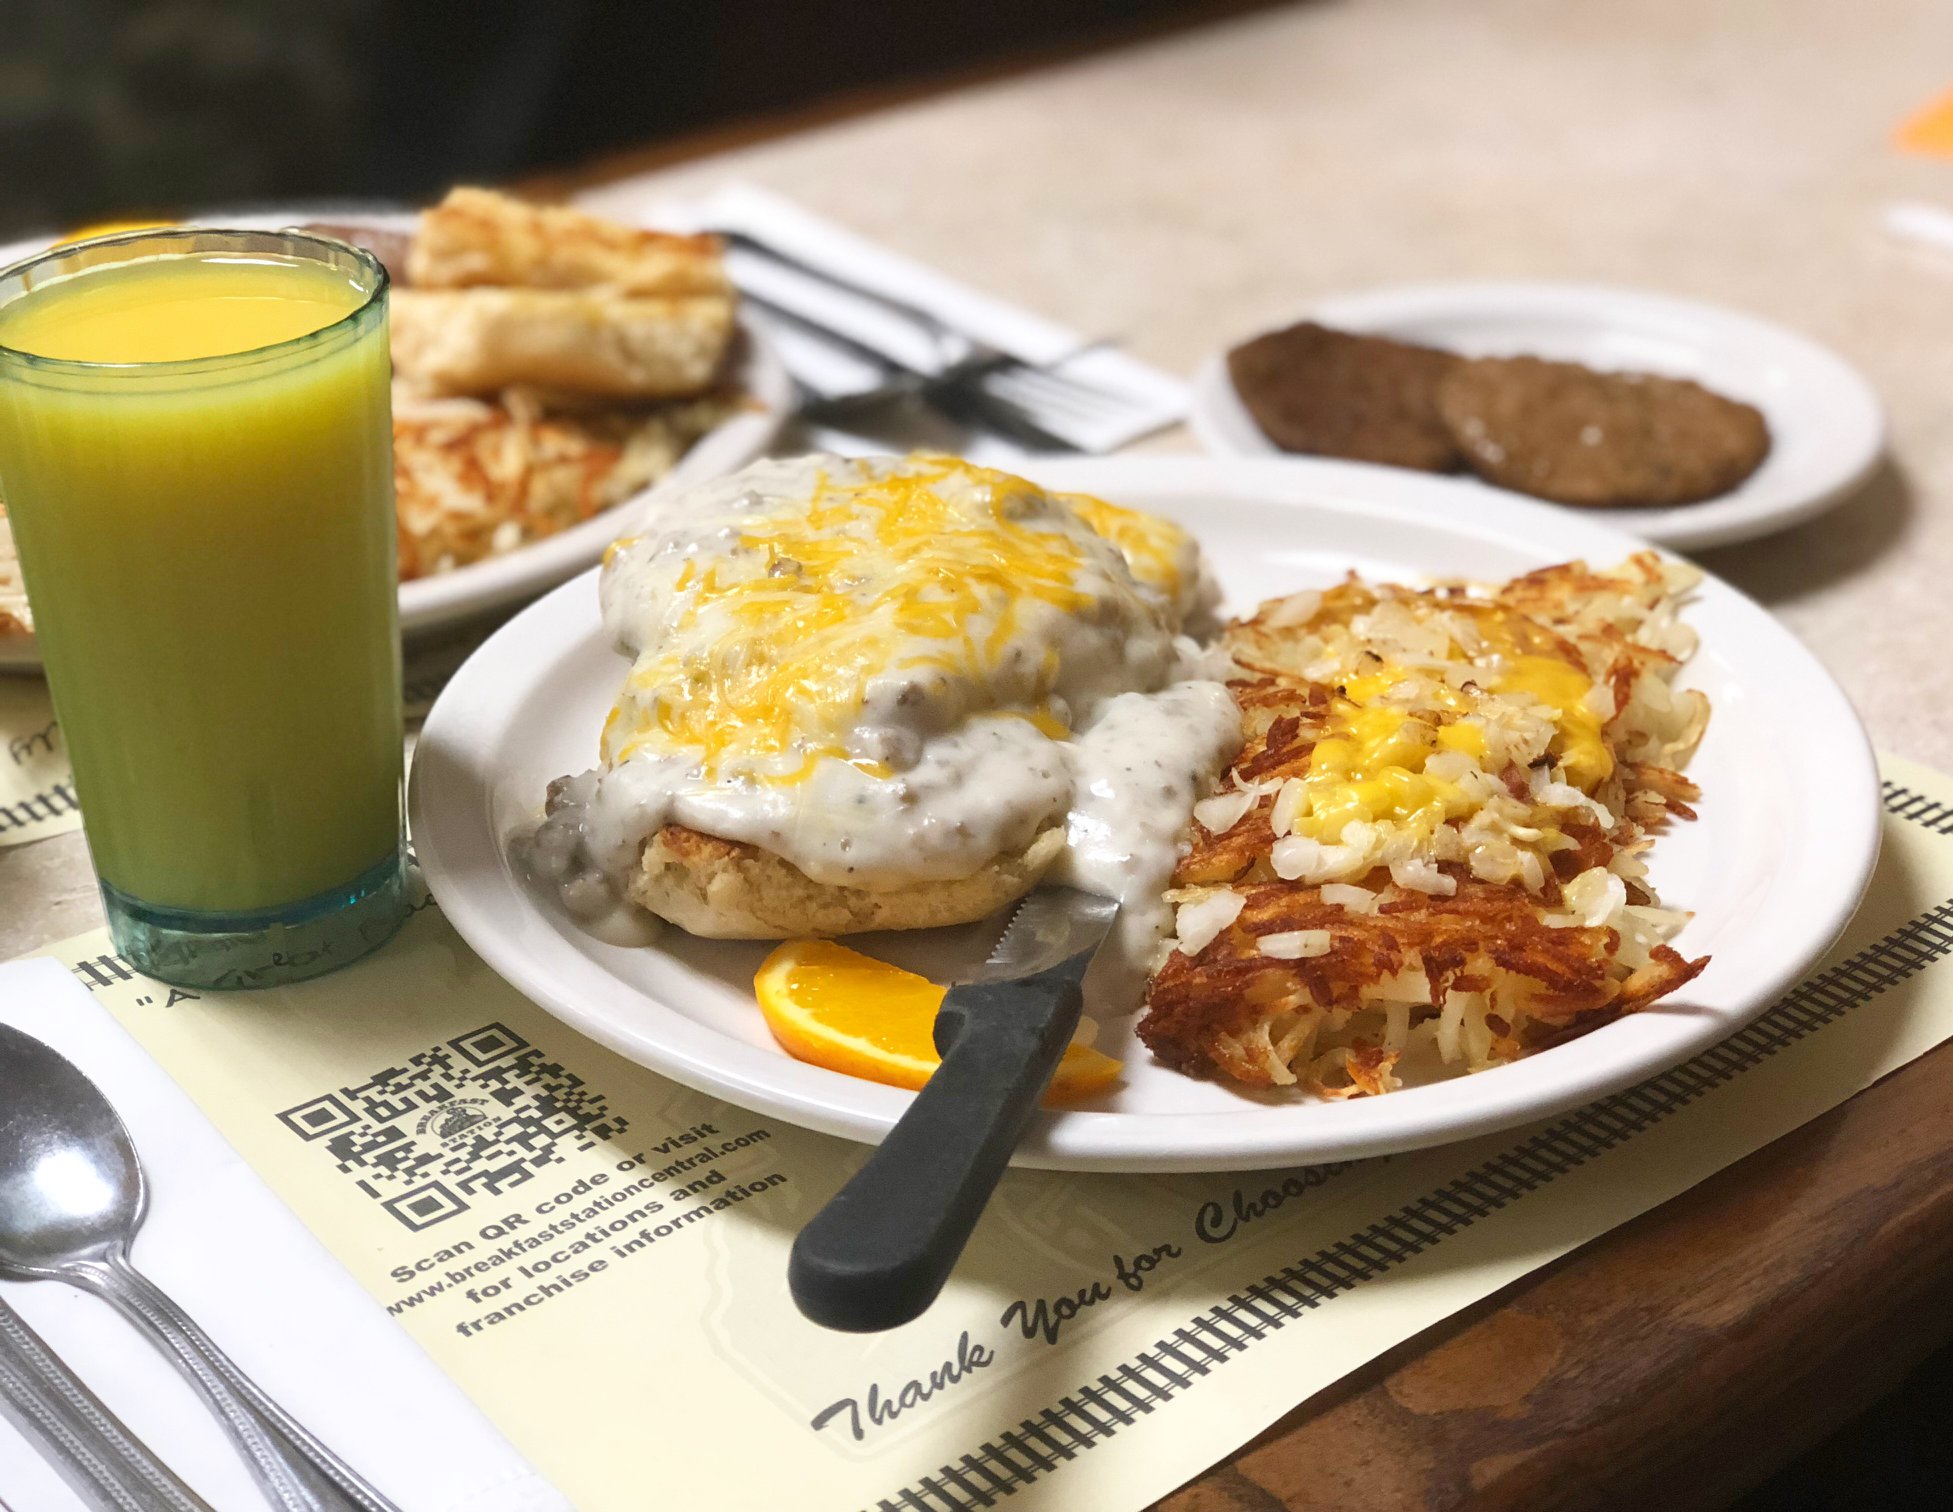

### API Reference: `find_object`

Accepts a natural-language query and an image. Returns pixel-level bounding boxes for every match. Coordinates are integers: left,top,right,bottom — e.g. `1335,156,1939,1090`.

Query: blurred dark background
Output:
0,0,1246,237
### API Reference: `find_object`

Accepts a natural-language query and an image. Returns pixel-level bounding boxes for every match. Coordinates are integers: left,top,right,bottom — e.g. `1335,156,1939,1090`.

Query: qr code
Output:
276,1023,628,1232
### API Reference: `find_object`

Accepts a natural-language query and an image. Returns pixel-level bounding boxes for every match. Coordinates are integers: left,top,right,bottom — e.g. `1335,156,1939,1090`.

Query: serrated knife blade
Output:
968,884,1120,984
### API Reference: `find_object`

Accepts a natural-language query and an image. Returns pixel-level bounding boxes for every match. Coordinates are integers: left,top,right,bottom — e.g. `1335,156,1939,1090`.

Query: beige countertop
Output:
6,0,1950,957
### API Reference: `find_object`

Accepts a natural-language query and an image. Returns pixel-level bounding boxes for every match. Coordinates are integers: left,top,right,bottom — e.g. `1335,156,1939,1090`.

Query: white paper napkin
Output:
1883,199,1953,258
625,181,1189,453
0,959,568,1512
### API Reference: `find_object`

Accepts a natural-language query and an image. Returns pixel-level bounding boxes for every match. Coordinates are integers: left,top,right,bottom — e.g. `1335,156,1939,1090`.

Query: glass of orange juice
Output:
0,228,406,989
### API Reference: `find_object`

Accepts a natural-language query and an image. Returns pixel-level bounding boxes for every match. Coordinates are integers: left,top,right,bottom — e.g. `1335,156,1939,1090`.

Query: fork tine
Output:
713,227,957,344
981,362,1145,420
931,381,1084,454
985,381,1134,426
721,224,1141,411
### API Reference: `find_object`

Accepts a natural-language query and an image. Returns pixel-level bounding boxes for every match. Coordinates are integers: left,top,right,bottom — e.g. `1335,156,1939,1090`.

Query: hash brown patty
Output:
1138,555,1710,1097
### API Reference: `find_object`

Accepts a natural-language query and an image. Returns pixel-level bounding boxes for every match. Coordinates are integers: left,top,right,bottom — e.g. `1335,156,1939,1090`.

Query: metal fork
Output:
746,290,1085,453
711,226,1141,437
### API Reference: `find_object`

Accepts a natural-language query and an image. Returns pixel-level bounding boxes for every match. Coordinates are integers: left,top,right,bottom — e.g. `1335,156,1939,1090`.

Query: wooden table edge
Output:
1150,1039,1953,1510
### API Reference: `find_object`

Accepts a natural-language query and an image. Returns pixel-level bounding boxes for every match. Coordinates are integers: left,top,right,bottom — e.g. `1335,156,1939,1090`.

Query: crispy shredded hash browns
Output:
1139,553,1710,1097
392,387,737,580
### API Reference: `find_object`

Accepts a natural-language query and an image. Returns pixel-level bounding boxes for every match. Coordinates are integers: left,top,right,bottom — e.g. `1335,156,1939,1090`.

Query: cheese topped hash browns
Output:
1139,552,1710,1097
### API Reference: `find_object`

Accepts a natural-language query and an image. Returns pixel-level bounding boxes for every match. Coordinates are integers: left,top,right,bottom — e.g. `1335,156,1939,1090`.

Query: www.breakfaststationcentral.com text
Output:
384,1125,784,1336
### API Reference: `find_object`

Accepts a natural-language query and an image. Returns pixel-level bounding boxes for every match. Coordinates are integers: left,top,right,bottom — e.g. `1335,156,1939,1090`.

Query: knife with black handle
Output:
789,887,1118,1333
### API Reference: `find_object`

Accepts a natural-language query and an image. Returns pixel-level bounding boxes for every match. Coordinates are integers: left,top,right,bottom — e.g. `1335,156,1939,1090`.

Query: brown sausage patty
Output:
1437,356,1770,508
1227,322,1462,472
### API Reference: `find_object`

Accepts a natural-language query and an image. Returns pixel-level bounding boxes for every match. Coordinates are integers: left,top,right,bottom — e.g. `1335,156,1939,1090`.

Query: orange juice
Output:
0,255,364,362
0,229,403,985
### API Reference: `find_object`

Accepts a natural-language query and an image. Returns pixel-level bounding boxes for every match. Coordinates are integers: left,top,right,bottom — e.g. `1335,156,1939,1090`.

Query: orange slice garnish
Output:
1897,88,1953,159
754,939,1122,1102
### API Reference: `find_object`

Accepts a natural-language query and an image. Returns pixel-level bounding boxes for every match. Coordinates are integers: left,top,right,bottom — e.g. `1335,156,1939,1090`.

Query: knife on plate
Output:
788,886,1119,1332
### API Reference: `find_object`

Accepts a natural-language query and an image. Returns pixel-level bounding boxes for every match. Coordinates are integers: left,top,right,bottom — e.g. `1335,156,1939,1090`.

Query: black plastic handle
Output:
788,955,1089,1332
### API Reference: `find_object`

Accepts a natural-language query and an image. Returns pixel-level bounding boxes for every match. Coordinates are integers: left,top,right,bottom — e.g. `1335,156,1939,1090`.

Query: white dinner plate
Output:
0,209,791,669
410,455,1879,1171
1191,281,1885,553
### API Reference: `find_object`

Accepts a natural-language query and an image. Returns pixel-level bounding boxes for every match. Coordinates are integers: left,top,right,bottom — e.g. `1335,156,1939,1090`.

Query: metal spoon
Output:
0,1024,399,1512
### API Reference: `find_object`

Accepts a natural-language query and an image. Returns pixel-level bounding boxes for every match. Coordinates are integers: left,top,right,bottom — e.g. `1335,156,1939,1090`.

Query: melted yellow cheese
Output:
1498,655,1613,790
601,457,1191,785
1055,490,1190,609
1289,644,1613,842
1294,699,1472,840
1436,721,1489,759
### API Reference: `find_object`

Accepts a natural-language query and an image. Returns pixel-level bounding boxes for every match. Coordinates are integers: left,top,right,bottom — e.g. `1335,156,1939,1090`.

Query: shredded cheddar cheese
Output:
600,455,1199,784
1275,642,1612,849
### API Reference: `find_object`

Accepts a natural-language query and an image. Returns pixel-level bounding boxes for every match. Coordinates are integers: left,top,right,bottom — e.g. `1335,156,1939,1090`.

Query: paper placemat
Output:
0,676,76,851
0,956,566,1512
20,753,1953,1512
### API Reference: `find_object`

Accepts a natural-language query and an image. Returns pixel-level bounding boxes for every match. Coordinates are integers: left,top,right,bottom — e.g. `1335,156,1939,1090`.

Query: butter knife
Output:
789,886,1119,1331
0,1296,213,1511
